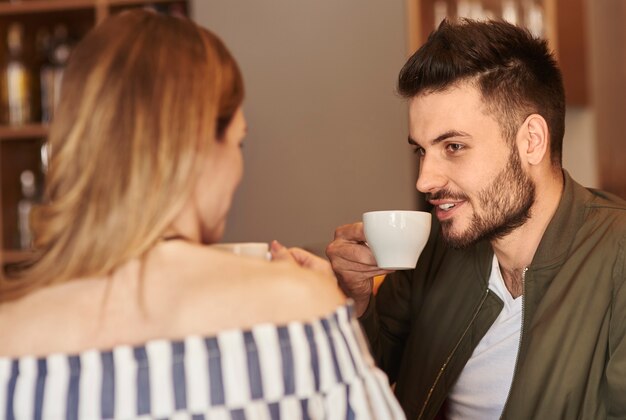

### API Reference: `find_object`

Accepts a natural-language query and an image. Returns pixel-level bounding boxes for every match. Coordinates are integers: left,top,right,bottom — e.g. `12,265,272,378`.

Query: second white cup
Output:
210,242,271,261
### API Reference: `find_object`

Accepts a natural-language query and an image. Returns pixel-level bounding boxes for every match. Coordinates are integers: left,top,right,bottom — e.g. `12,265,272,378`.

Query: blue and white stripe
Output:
0,303,404,419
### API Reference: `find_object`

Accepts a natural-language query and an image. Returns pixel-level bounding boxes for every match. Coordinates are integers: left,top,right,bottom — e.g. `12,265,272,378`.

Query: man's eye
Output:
446,143,464,153
412,147,425,156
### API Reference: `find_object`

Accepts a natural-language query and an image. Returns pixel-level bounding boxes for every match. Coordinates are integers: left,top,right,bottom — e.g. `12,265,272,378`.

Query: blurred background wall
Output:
192,0,417,254
191,0,603,253
1,0,620,266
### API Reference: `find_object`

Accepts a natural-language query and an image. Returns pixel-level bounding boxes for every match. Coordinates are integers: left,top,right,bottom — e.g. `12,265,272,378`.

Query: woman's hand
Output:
270,240,335,279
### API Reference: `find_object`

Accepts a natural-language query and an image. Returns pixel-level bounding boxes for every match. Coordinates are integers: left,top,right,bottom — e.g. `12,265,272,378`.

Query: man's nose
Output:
415,155,446,194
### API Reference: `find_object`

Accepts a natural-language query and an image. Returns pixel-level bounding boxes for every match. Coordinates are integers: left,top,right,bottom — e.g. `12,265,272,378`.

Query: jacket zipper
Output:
499,267,528,419
416,286,491,420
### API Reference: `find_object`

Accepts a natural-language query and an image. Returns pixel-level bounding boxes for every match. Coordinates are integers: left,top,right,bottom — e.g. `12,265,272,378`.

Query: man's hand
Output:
326,223,394,316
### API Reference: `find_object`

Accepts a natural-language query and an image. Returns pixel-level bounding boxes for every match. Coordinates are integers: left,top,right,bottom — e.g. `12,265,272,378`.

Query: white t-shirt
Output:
447,255,522,419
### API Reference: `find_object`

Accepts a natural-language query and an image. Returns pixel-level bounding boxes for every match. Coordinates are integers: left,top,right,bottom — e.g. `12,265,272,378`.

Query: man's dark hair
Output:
398,19,565,167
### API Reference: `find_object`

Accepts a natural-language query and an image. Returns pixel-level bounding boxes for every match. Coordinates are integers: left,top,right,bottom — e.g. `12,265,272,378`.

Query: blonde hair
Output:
1,10,244,301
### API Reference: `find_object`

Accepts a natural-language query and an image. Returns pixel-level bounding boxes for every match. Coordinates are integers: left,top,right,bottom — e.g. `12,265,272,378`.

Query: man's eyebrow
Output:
408,130,470,147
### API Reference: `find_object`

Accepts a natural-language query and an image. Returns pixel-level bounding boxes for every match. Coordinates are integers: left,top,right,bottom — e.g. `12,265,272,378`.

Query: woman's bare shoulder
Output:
0,242,346,357
167,244,346,331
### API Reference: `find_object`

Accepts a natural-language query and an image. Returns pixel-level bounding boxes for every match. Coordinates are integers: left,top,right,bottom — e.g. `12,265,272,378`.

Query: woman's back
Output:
0,242,404,419
0,241,345,356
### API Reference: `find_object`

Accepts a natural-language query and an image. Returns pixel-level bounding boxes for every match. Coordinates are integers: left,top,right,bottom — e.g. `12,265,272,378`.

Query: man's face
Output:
409,83,535,249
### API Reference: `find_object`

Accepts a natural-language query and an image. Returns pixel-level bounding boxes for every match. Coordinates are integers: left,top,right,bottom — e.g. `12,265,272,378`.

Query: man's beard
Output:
435,149,536,249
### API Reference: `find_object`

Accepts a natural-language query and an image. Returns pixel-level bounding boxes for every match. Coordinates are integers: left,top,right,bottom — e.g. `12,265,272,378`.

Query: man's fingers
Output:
333,222,366,242
327,240,377,266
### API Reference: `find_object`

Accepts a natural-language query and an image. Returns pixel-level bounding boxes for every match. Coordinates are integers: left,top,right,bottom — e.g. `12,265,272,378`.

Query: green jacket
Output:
360,171,626,419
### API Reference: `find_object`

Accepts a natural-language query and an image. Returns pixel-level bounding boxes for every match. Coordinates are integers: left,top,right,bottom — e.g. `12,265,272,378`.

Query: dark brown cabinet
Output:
0,0,189,269
405,0,589,106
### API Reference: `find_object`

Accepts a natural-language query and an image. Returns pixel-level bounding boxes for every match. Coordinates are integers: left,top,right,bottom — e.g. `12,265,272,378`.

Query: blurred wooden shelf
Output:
0,0,182,16
0,124,49,140
1,0,189,256
108,0,185,5
0,0,94,14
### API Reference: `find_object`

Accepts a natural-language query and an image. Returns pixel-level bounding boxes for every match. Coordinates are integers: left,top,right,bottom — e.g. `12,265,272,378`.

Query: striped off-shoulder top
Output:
0,302,404,419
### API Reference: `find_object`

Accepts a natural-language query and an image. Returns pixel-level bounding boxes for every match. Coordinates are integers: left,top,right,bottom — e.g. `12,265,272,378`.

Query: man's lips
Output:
429,199,466,219
429,199,465,209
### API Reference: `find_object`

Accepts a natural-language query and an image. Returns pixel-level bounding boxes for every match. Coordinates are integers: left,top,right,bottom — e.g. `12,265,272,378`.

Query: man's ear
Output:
518,114,549,166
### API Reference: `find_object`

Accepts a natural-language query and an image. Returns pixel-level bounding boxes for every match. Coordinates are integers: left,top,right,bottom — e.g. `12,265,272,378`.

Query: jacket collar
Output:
530,170,590,270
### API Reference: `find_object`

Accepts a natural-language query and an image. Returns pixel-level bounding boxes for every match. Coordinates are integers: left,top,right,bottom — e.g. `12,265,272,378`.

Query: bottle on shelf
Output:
168,2,187,17
456,0,488,21
433,0,448,29
523,0,544,37
40,141,50,174
1,22,33,126
36,27,55,124
47,24,72,121
501,0,520,26
17,170,37,250
456,0,472,19
143,2,187,17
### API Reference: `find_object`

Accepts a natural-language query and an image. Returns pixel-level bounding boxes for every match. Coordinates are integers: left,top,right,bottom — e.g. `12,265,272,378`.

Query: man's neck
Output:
492,170,564,298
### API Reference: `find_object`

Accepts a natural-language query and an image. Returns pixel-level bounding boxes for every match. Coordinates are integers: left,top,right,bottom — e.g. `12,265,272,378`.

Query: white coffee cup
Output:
363,210,431,270
210,242,271,261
